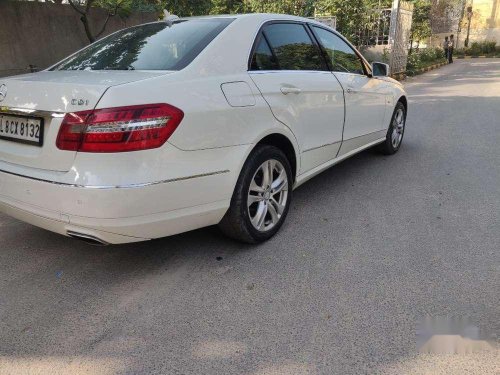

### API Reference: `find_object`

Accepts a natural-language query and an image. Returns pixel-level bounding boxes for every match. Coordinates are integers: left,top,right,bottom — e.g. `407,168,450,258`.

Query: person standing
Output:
448,34,454,63
443,36,449,61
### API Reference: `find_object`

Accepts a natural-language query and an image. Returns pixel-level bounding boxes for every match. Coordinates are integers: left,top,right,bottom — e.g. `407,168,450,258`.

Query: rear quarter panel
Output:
97,72,290,151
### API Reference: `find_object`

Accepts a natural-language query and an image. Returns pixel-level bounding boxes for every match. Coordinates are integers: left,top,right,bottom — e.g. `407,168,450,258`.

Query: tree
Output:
246,0,315,16
209,0,248,14
131,0,167,13
68,0,134,43
68,0,165,43
408,0,431,53
163,0,212,16
315,0,369,45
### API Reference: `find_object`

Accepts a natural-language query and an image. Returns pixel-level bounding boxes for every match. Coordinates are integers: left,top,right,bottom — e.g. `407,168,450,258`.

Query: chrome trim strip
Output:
0,169,230,189
303,141,340,153
289,130,385,154
0,107,65,118
343,129,386,141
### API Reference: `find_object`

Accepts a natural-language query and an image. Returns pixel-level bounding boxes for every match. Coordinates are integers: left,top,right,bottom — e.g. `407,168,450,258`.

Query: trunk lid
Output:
0,70,169,172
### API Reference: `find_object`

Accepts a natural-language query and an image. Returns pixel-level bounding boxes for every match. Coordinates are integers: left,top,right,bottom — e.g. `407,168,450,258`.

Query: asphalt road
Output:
1,59,499,375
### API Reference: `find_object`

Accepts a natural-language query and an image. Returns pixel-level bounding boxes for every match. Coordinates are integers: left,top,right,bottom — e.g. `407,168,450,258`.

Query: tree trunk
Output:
69,0,120,44
80,14,95,43
69,0,96,44
95,13,113,39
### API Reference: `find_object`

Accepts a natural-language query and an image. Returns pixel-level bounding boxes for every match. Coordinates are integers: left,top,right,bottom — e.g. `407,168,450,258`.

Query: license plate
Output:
0,114,44,146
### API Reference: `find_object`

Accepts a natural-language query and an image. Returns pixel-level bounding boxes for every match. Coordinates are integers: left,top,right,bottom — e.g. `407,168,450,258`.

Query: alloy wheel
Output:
391,108,405,148
247,159,289,232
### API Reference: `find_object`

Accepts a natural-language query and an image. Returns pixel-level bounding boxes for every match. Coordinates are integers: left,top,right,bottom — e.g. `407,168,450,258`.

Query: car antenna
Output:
164,13,179,27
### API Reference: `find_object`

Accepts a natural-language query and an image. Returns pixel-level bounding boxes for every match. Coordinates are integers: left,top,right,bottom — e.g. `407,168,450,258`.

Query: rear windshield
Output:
51,18,234,71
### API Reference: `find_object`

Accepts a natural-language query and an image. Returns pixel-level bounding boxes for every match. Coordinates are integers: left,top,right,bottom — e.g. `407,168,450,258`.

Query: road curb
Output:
404,61,448,79
457,55,498,59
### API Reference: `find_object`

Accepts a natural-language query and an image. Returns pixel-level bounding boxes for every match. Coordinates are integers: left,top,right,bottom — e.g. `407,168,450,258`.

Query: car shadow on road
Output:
0,143,395,285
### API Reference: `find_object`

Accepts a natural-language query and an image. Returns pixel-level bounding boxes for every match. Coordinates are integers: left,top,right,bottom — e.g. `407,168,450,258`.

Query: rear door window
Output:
52,18,234,71
251,23,326,71
250,36,279,70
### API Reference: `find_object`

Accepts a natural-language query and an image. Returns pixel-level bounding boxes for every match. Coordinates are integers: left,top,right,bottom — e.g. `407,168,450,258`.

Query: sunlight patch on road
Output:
0,356,126,375
251,361,317,375
192,340,248,359
372,351,500,375
470,61,500,66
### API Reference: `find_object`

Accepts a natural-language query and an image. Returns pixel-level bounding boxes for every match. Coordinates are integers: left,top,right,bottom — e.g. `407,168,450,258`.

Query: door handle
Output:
346,87,358,94
280,86,302,95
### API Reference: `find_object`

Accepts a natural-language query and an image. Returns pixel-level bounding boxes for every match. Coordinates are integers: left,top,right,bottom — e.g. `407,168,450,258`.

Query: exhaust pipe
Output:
67,231,108,246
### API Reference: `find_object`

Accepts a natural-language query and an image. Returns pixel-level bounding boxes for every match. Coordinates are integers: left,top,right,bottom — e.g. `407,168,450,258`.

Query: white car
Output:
0,14,407,245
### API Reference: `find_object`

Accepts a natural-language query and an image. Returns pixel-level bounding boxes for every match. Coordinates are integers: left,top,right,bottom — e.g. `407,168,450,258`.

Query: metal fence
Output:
358,8,392,46
357,0,414,75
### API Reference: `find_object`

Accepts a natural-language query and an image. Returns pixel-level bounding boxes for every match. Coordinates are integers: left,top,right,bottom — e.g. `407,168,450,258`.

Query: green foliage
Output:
163,0,212,16
209,0,248,14
470,42,482,56
408,0,431,45
67,0,167,42
406,47,447,75
65,0,500,59
130,0,167,14
455,41,498,57
381,47,390,64
313,0,391,45
94,0,133,17
406,52,420,71
165,0,378,33
454,47,466,57
480,41,497,54
51,0,437,50
75,0,162,17
315,0,367,44
246,0,315,16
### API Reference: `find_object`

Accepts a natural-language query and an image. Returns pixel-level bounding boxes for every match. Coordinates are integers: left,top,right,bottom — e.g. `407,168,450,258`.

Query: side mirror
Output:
372,62,390,77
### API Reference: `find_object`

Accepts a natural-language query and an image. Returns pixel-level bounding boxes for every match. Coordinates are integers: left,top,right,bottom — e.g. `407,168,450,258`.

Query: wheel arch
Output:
397,95,408,113
255,133,298,182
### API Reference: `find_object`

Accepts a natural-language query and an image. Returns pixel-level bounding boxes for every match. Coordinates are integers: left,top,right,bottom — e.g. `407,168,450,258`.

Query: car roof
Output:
176,13,331,29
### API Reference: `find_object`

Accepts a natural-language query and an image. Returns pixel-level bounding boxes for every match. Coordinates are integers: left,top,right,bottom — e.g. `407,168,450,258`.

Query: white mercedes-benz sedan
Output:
0,13,407,245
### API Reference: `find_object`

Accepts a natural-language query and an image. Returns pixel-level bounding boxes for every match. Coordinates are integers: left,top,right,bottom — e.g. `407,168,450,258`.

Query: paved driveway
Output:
0,59,499,374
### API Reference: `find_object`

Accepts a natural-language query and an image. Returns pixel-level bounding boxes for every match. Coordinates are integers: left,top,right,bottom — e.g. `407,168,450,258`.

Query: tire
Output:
378,102,406,155
219,145,293,244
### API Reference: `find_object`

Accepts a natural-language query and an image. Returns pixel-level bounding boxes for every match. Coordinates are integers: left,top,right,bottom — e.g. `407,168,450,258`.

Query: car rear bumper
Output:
0,168,233,244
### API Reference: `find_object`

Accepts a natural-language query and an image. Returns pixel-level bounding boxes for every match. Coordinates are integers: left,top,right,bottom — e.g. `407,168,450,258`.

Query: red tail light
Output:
56,104,184,152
